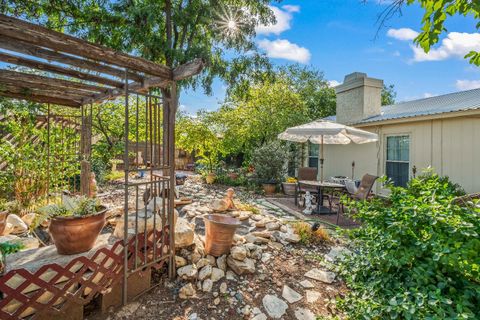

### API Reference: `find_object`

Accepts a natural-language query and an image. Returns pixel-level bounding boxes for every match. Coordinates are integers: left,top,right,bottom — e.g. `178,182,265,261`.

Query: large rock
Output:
283,233,301,243
179,283,196,299
216,255,227,271
113,209,178,239
304,268,336,284
227,256,255,275
175,218,195,248
3,214,28,235
282,285,303,303
21,212,36,228
266,221,281,231
175,256,187,268
294,308,316,320
230,245,247,261
262,294,288,319
202,279,213,292
177,264,198,280
211,267,225,282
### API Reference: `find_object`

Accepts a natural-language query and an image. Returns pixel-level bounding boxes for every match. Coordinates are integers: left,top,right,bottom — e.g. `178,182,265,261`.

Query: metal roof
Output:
325,87,480,125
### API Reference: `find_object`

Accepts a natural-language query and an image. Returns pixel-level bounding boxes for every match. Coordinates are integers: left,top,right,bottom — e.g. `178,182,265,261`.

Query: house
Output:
306,72,480,194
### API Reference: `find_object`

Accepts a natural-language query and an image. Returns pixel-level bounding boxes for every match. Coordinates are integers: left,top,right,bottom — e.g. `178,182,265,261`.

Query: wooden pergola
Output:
0,14,204,314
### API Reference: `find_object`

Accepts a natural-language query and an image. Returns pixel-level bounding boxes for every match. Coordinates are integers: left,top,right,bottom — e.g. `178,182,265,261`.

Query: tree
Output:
0,0,275,93
176,111,223,173
378,0,480,65
381,84,397,106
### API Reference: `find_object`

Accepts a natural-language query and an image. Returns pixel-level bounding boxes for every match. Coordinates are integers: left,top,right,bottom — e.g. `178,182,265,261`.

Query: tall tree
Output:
0,0,275,93
381,84,397,106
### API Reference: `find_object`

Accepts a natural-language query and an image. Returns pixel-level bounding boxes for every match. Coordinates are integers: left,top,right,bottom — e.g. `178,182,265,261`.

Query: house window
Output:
386,135,410,187
308,142,319,169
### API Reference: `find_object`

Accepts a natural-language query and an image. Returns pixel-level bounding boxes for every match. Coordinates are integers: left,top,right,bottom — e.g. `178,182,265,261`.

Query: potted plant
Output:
0,242,24,277
251,141,288,195
33,196,107,255
282,177,298,196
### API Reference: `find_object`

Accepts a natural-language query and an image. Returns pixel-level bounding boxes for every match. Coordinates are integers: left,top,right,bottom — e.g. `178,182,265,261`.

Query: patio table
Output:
298,180,345,214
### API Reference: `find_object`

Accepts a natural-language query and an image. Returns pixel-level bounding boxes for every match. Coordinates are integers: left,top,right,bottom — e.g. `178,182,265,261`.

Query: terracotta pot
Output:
204,214,241,257
205,173,216,184
282,182,297,196
0,210,8,235
49,206,106,255
262,183,277,195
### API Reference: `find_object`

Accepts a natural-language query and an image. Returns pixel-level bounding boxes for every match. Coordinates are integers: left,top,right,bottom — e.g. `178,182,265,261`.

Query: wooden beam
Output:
0,14,172,79
0,91,81,107
172,58,205,81
0,77,92,99
0,35,144,82
83,76,169,105
0,52,123,88
0,69,108,94
0,83,86,101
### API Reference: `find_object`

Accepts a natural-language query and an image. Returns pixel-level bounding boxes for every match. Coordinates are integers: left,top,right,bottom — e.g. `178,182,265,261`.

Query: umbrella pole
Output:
320,135,324,182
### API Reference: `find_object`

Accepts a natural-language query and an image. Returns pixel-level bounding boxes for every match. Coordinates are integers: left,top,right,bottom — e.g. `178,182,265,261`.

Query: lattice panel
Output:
0,227,170,319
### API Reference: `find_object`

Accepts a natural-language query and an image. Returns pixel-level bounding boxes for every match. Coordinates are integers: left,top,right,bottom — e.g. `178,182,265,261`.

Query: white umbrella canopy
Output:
278,120,378,181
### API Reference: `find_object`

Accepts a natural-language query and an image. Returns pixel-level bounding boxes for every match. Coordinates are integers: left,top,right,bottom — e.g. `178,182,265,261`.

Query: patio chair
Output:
333,173,378,224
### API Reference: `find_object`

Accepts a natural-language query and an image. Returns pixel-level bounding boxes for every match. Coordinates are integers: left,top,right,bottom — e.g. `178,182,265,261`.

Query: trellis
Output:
0,13,203,318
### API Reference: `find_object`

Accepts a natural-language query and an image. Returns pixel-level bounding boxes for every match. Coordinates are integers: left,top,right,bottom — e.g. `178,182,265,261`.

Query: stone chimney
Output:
335,72,383,124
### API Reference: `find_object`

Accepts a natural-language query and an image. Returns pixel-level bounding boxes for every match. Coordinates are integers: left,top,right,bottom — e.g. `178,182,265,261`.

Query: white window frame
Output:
384,134,411,187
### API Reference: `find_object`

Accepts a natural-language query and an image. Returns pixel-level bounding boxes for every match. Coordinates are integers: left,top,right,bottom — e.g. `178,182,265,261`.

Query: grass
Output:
292,221,331,245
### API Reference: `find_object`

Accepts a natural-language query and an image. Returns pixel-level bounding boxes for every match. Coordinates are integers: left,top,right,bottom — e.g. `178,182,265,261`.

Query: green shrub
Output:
251,141,288,184
338,172,479,319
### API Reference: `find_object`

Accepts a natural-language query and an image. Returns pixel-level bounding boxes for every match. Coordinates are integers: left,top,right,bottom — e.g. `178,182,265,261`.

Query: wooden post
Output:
80,105,93,196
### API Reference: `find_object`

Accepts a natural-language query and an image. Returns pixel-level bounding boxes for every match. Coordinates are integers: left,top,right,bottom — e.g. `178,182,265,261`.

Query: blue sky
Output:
180,0,480,114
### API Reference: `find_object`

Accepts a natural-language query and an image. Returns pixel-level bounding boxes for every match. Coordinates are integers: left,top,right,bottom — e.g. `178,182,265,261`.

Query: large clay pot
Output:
204,214,241,257
282,182,297,196
0,211,8,235
49,206,106,255
262,183,276,195
205,173,216,184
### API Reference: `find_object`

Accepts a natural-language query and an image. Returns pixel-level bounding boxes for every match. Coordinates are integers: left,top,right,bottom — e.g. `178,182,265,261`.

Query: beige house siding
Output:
306,114,480,194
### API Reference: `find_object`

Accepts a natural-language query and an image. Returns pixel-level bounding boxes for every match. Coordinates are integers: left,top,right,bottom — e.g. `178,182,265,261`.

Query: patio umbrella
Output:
278,120,378,181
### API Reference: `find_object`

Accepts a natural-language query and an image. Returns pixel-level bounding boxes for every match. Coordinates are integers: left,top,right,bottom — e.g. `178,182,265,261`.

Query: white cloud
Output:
412,32,480,62
456,79,480,91
328,80,341,87
282,5,300,13
387,28,419,41
422,93,435,98
258,39,311,63
256,5,299,35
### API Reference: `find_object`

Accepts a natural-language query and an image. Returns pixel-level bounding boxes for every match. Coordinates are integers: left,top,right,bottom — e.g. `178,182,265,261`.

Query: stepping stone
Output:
305,268,336,284
324,246,352,262
294,308,316,320
282,285,303,303
262,294,288,319
306,290,321,303
299,280,314,288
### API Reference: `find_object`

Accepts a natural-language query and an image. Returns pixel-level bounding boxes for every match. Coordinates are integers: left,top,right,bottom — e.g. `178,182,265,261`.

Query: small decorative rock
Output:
202,279,213,292
306,290,321,303
219,282,228,294
324,246,352,263
282,285,303,303
283,233,301,243
175,256,187,268
211,267,225,282
216,255,227,271
230,246,247,261
213,297,220,305
196,258,211,269
227,256,255,275
305,268,336,284
198,265,213,281
262,294,288,319
179,283,196,299
265,221,281,231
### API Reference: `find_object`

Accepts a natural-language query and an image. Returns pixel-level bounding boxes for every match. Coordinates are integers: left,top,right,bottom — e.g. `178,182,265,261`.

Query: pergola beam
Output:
0,14,172,79
0,83,86,101
173,58,205,81
0,90,81,107
0,78,95,99
0,70,108,94
0,35,145,83
0,52,124,88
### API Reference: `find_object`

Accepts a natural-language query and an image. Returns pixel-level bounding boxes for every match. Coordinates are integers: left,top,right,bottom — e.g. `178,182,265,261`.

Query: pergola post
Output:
80,104,93,197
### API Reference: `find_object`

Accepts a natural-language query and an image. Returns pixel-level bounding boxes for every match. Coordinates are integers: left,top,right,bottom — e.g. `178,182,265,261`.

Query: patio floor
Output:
267,196,360,228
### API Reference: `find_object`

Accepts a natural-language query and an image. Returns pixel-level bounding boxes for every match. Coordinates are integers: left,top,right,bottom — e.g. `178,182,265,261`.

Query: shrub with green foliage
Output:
251,141,288,184
338,172,480,319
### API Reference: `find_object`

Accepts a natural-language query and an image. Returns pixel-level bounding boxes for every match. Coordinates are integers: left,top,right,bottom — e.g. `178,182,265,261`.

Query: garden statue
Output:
89,172,97,198
211,188,237,212
303,191,314,215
